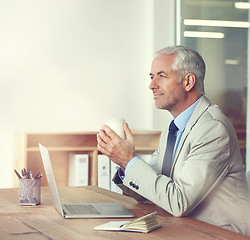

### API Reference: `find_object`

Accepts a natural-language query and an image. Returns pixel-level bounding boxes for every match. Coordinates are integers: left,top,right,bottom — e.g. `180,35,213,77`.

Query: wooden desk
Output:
0,186,249,240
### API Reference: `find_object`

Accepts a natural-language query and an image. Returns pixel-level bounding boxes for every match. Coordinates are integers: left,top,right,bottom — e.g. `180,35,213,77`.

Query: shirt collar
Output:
174,97,201,132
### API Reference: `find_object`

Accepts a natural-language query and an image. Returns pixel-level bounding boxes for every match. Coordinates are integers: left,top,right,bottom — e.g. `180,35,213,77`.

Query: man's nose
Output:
149,76,158,90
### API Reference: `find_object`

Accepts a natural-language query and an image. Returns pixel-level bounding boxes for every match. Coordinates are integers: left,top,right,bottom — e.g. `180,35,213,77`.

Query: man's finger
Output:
97,133,110,156
101,124,119,140
124,122,133,143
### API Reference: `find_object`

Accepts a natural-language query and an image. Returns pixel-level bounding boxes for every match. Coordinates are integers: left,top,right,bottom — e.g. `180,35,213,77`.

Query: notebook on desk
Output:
39,144,134,219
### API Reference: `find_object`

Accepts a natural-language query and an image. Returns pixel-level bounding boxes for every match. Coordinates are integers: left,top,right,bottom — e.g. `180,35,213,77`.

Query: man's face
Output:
149,54,187,115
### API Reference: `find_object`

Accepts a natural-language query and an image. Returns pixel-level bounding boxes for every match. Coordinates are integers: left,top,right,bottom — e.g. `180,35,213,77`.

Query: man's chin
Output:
154,100,170,111
155,103,166,110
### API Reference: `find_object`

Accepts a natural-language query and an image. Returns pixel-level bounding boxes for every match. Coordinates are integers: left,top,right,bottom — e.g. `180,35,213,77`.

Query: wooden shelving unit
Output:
14,131,161,187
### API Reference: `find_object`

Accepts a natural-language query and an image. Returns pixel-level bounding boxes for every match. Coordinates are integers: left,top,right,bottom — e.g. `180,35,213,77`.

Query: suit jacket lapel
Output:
170,96,211,176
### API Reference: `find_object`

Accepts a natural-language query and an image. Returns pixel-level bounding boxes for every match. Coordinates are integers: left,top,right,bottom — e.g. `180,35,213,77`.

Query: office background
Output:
1,0,249,188
0,0,174,188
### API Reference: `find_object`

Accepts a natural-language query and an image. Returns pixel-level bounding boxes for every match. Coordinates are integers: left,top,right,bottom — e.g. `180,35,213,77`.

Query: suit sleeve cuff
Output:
113,156,140,184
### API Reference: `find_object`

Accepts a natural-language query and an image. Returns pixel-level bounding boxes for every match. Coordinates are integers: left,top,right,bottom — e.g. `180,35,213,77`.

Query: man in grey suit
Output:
97,46,250,236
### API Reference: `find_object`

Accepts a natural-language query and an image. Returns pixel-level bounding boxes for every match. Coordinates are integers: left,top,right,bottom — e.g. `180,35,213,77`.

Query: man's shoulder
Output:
204,103,227,121
194,102,237,139
195,96,229,124
188,96,235,134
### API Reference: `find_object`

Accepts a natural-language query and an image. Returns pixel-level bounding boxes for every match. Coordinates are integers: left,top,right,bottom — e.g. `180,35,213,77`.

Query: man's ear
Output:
183,73,196,92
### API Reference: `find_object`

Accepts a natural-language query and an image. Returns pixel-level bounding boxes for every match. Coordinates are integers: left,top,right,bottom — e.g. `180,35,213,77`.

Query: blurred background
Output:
0,0,249,188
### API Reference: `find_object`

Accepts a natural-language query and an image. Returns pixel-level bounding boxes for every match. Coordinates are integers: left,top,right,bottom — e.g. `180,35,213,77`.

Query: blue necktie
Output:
162,120,178,177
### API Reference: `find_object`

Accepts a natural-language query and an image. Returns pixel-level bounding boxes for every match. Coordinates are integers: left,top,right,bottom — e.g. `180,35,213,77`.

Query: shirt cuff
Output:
124,156,140,175
115,156,140,183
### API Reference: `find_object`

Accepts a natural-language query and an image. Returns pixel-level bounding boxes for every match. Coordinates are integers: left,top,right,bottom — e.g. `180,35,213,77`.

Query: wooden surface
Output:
0,186,249,240
14,131,161,187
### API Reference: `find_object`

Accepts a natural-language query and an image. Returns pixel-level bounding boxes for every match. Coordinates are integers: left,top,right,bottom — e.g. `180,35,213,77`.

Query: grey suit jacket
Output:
114,95,250,236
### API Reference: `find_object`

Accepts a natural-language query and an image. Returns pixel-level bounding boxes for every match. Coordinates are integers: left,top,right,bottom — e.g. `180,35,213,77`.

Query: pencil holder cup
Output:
19,178,41,205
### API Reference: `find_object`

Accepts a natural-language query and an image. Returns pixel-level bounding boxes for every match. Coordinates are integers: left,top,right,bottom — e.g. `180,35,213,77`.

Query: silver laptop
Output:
39,144,134,219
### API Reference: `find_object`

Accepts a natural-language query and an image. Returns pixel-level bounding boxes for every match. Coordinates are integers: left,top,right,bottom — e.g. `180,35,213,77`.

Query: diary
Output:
93,212,161,233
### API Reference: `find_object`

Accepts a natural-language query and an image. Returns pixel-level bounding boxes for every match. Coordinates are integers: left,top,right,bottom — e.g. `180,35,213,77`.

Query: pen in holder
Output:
19,178,41,205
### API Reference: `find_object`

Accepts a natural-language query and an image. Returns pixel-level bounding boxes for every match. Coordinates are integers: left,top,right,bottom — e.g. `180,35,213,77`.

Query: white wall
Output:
0,0,175,188
152,0,176,129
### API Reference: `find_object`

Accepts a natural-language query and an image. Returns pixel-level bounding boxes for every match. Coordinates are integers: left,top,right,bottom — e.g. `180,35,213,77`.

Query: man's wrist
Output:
116,156,140,182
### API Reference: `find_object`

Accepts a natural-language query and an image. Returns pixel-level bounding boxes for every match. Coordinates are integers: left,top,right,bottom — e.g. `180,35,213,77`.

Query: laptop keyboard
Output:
64,204,101,215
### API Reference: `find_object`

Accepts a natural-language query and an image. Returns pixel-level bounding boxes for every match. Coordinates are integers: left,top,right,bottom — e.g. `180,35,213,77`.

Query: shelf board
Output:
27,147,98,152
27,146,156,152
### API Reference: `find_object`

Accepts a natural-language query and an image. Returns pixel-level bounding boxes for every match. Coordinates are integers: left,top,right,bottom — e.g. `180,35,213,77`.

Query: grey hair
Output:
156,45,206,94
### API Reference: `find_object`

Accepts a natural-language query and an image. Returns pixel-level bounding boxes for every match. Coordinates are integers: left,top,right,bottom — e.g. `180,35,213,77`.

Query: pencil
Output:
14,169,22,179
